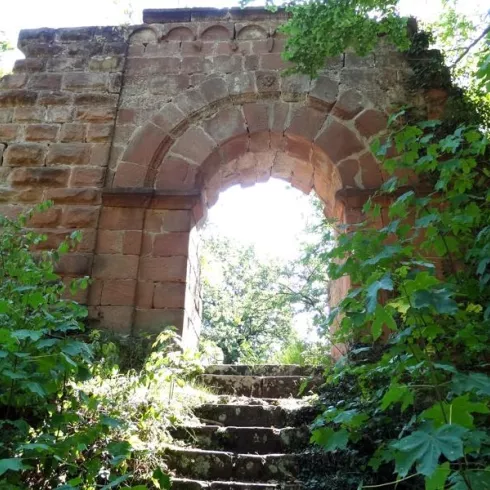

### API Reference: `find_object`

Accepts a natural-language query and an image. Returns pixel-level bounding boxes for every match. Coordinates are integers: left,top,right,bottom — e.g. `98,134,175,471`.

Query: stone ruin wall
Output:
0,8,437,348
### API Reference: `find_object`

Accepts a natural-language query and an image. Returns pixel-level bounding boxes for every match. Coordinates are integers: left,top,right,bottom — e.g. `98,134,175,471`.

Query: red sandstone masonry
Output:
0,8,435,346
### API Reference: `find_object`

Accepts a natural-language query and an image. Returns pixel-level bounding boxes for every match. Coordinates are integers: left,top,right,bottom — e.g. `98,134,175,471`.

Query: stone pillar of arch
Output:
0,8,434,349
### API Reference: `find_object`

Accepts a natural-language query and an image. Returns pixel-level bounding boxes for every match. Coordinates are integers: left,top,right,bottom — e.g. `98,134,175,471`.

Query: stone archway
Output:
96,85,388,347
0,7,431,348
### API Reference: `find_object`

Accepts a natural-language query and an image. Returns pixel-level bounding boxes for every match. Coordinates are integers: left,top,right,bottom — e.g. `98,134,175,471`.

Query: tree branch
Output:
451,25,490,68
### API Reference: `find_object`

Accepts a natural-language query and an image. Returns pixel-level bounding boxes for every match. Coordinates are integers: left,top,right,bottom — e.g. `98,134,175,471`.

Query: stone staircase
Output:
168,364,321,489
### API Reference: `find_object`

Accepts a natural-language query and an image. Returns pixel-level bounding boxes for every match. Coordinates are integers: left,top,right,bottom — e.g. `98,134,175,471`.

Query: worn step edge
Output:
196,375,309,398
194,404,317,428
171,478,303,489
170,425,310,454
166,447,303,482
204,364,321,377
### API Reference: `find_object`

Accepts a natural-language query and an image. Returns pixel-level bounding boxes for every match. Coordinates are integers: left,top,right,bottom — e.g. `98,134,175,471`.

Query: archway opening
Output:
198,178,333,365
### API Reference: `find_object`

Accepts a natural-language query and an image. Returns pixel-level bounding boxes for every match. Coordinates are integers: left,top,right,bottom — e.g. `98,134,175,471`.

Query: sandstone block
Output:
94,306,133,333
74,93,118,106
96,230,123,254
98,206,145,230
134,308,185,332
13,58,45,73
200,76,229,104
28,73,63,91
121,122,168,166
25,124,59,142
27,206,61,227
309,76,338,109
286,105,327,141
0,74,27,89
93,254,139,279
61,206,99,227
13,106,45,122
0,124,20,141
332,89,364,120
46,143,91,166
170,126,215,165
315,120,364,164
360,152,383,188
155,157,197,191
3,143,46,166
38,91,72,106
63,72,108,91
354,109,387,138
60,123,86,142
203,106,246,144
0,90,38,107
76,106,116,123
112,161,147,187
338,158,361,187
55,253,91,275
9,167,69,187
45,106,73,123
154,282,186,308
138,256,187,282
70,166,105,187
255,71,279,94
45,188,100,204
243,102,270,133
122,230,142,255
101,280,137,305
86,123,113,142
152,233,190,257
145,210,192,233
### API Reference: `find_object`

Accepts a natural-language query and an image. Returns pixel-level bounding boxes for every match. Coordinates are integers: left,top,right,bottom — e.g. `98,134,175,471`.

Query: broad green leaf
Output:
452,372,490,396
381,383,414,412
366,274,394,313
153,468,171,489
392,424,467,477
25,382,47,398
421,395,489,429
425,462,450,490
310,427,349,451
101,474,130,489
372,304,397,340
12,329,45,341
412,289,458,315
0,458,30,476
332,409,368,429
449,469,490,490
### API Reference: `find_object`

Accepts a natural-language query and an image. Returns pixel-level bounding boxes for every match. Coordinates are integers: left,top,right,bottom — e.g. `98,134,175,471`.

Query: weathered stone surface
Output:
4,6,429,345
171,425,309,454
196,374,312,398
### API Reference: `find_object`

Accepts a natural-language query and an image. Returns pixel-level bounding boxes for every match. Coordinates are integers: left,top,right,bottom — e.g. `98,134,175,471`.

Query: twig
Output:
362,473,420,488
451,25,490,68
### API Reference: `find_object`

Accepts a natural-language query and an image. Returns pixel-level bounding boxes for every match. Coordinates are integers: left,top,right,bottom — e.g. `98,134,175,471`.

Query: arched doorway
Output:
91,90,387,349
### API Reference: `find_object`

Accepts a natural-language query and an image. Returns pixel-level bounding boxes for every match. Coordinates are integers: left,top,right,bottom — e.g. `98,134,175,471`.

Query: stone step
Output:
166,448,303,482
170,425,310,454
171,478,303,489
196,375,308,398
194,404,317,428
204,365,321,377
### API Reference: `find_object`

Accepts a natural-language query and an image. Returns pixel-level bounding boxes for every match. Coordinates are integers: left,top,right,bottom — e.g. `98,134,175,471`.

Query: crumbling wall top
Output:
142,7,289,24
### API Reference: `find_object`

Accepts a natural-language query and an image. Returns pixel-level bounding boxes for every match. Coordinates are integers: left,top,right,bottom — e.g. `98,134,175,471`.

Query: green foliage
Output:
0,203,137,488
81,330,210,484
309,116,490,488
0,204,203,488
272,332,331,366
278,0,410,77
201,235,294,363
